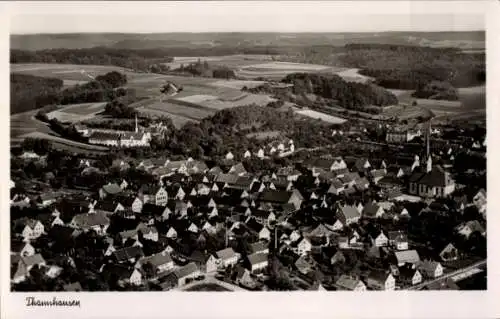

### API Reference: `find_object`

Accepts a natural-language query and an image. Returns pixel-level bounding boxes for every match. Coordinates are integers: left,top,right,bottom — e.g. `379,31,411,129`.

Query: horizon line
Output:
11,30,486,36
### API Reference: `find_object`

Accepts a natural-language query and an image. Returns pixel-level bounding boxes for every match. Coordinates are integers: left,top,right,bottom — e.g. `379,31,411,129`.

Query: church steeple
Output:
135,114,138,133
425,120,432,173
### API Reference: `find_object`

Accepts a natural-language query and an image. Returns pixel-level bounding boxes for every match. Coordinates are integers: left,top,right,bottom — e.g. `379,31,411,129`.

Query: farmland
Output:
46,102,107,123
295,109,347,124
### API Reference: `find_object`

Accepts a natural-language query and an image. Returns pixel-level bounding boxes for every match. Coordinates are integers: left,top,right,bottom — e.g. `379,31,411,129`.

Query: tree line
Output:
173,59,237,79
12,71,133,114
283,73,398,111
339,44,485,89
11,47,174,73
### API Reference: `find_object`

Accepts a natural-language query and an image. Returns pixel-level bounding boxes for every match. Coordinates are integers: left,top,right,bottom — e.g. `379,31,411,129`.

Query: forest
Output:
339,44,485,89
283,73,398,111
10,47,174,72
172,59,237,79
11,71,132,114
11,74,64,114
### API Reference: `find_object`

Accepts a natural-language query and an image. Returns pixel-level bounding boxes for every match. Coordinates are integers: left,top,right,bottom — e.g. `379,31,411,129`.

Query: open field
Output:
46,102,107,123
136,107,198,128
335,68,374,83
12,131,109,155
11,63,128,81
140,99,215,120
237,62,343,80
164,54,274,70
209,79,267,90
295,109,347,124
10,110,55,139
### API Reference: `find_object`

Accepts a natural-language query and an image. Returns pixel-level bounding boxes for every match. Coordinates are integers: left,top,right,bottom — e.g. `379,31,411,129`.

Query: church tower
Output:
425,120,432,173
135,114,139,133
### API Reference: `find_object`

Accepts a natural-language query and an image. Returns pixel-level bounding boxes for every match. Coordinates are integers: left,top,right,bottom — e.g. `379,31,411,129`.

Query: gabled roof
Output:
338,205,361,220
249,241,268,254
248,253,268,265
363,202,383,218
141,251,173,268
336,275,363,290
394,250,420,264
174,262,199,278
72,211,110,228
216,247,238,261
20,254,46,267
388,230,408,242
113,246,144,262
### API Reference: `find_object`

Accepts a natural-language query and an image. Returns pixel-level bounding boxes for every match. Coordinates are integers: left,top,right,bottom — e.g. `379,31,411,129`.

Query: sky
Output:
7,1,486,34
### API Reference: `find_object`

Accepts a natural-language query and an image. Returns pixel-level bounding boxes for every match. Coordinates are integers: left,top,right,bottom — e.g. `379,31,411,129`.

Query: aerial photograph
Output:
9,3,486,292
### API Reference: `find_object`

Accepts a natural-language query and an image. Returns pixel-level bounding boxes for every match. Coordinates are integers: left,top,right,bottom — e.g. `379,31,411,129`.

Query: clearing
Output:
295,109,347,124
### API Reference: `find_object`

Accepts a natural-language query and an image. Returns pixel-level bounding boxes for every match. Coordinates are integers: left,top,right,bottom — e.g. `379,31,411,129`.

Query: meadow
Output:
295,109,347,124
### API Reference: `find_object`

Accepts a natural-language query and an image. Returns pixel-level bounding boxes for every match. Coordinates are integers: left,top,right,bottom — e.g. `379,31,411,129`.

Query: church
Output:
408,121,455,198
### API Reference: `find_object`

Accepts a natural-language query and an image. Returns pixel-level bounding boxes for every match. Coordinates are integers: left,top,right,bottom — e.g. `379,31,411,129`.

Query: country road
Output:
408,260,486,290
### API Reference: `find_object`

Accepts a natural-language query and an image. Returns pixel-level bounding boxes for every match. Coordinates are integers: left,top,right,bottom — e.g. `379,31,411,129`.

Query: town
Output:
10,32,486,292
10,112,487,291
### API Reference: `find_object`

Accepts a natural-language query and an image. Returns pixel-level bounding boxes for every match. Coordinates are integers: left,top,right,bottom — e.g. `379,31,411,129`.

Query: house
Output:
113,246,145,264
295,255,314,274
12,254,46,283
472,189,487,215
234,267,256,288
45,265,63,279
297,238,312,256
370,169,387,184
243,150,252,158
330,250,346,265
166,227,178,239
247,253,268,273
99,183,122,199
141,185,168,206
456,220,486,239
69,211,110,236
394,250,421,267
408,164,456,198
418,260,444,279
259,227,271,241
336,204,361,225
21,219,45,242
369,229,388,247
388,231,409,250
138,251,174,274
305,157,347,172
11,241,36,257
365,271,395,291
327,179,345,195
225,152,235,160
161,263,201,288
216,247,240,267
335,275,366,291
249,241,269,255
362,202,385,219
136,223,159,241
439,243,459,262
258,189,303,210
37,193,58,207
223,162,245,176
399,267,422,286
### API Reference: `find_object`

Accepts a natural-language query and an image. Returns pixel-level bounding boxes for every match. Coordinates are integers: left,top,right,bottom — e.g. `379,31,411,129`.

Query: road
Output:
408,260,486,290
178,274,247,291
